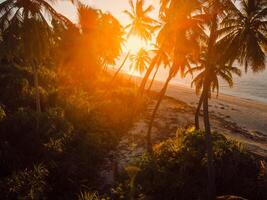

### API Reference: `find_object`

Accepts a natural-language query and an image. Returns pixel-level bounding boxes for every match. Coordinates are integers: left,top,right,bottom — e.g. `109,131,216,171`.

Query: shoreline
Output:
171,80,267,105
118,68,267,104
145,79,267,157
117,70,267,135
172,81,267,108
144,78,267,136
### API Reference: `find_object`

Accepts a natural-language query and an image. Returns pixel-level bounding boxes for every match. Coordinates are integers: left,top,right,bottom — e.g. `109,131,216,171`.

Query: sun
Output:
126,36,147,53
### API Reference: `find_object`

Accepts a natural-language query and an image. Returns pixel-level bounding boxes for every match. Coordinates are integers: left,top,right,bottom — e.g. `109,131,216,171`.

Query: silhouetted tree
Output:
112,0,157,80
0,0,72,130
139,43,170,95
129,48,151,74
146,0,202,153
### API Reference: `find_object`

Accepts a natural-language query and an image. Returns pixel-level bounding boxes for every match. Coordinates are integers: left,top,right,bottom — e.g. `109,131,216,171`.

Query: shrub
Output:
128,130,265,200
1,164,49,200
78,192,101,200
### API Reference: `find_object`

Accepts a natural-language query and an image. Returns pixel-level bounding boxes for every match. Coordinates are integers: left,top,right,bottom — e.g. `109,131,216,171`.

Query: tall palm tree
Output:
189,51,241,129
146,44,170,92
192,0,263,198
0,0,72,130
139,43,170,94
77,4,124,75
146,0,202,153
112,0,157,80
146,65,159,91
124,0,157,41
218,0,267,72
193,1,233,198
99,13,124,66
129,48,151,74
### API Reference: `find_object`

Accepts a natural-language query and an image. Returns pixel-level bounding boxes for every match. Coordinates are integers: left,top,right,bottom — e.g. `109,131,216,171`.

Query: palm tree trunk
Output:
111,51,130,83
195,91,204,130
147,65,159,92
146,72,172,153
138,58,156,96
203,10,217,199
202,81,216,200
32,61,41,131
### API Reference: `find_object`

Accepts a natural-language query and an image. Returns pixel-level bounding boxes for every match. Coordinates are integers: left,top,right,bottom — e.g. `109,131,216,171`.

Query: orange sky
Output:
54,0,159,26
54,0,160,56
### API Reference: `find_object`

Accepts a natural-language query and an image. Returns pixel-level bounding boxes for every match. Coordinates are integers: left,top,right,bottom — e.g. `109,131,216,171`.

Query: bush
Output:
1,164,49,200
117,130,266,200
78,192,102,200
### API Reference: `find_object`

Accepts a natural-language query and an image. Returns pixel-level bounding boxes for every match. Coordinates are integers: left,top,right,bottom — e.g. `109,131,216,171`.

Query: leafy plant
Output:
3,164,49,200
132,130,265,200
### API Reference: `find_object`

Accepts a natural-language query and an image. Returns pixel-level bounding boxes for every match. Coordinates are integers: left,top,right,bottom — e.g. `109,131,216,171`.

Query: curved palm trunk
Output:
195,91,204,130
32,62,41,131
138,58,156,96
203,81,216,200
147,65,159,92
111,51,130,83
146,72,172,153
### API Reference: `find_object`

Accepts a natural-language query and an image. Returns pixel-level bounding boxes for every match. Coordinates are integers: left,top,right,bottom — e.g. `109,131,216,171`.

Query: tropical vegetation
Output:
0,0,266,199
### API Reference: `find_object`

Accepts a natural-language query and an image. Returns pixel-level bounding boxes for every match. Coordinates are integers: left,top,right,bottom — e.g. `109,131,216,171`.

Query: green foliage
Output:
2,164,49,200
113,130,266,200
0,105,6,121
0,1,138,198
78,192,101,200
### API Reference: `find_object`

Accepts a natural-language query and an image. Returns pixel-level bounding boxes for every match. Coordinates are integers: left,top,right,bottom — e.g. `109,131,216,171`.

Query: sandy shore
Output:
143,79,267,156
120,74,267,156
151,79,267,135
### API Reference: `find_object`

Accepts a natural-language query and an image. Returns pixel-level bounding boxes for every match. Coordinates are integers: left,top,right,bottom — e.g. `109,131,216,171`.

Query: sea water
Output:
167,67,267,104
121,59,267,104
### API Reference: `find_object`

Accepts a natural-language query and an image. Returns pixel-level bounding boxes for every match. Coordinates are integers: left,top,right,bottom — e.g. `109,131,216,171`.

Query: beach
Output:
114,75,267,161
152,80,267,135
145,79,267,156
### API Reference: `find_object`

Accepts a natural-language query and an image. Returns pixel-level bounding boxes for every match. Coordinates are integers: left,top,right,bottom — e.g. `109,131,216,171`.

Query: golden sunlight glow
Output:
126,36,148,53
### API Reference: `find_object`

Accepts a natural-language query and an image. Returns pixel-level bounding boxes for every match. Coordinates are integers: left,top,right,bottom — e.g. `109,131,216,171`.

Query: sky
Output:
54,0,161,57
54,0,160,26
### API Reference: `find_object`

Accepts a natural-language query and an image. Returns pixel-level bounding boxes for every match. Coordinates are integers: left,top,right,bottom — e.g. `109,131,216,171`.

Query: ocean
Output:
155,66,267,104
123,61,267,104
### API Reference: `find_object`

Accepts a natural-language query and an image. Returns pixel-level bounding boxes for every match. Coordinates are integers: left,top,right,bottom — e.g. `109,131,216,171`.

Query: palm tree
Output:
77,4,124,74
193,1,233,198
191,0,266,198
198,1,267,197
146,0,202,153
146,65,159,91
99,13,124,67
112,0,157,80
0,0,72,130
218,0,267,72
129,48,151,74
124,0,157,41
139,43,170,94
146,44,170,92
189,50,241,130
